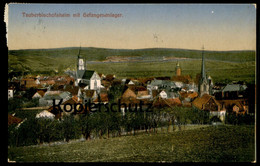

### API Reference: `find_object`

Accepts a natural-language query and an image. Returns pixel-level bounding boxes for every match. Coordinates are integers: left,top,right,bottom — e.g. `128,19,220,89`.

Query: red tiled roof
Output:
192,94,221,110
93,94,109,103
218,99,247,111
179,91,198,99
128,86,147,93
171,75,191,83
187,92,198,99
120,98,151,105
37,90,45,97
8,114,23,126
81,89,95,98
153,97,182,108
121,88,137,99
64,86,79,96
62,97,78,105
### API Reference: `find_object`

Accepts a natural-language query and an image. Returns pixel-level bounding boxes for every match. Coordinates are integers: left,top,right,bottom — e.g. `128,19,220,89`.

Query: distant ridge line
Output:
9,47,255,52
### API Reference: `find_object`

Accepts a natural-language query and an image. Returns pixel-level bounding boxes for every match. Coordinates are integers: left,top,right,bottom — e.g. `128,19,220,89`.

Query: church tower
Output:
175,61,181,76
199,45,210,97
77,47,86,71
75,47,86,86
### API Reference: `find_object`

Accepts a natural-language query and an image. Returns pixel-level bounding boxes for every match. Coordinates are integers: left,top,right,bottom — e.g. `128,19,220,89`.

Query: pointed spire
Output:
78,45,81,58
176,61,180,67
175,61,181,76
201,45,206,80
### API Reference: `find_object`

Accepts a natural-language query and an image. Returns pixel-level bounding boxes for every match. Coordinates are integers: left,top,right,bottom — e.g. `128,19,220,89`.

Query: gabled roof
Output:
121,88,137,99
128,86,147,92
93,94,109,103
59,91,71,99
98,73,105,78
171,75,192,83
81,89,95,98
153,97,182,108
43,93,62,100
37,90,45,97
77,70,86,79
64,85,79,96
43,91,71,100
136,77,155,85
179,91,198,99
82,70,95,80
8,114,23,126
150,80,176,87
222,84,242,92
62,96,78,105
219,99,246,111
192,94,221,110
150,80,163,86
125,86,148,98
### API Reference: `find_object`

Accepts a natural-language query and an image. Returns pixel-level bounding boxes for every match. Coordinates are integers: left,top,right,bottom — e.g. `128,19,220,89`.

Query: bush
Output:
8,117,39,147
8,97,23,113
225,112,255,125
62,114,81,142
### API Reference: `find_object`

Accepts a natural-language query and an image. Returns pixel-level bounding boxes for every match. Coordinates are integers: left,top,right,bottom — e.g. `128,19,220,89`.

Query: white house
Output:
159,90,168,99
75,52,101,90
32,90,45,99
128,80,135,85
174,81,183,88
36,110,55,119
39,91,71,106
8,88,15,100
77,71,101,90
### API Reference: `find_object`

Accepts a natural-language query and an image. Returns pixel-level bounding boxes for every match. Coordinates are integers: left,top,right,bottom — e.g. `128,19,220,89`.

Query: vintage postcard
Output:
7,3,256,162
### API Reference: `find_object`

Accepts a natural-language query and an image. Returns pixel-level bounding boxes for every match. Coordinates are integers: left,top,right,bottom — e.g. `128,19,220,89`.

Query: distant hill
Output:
8,47,255,76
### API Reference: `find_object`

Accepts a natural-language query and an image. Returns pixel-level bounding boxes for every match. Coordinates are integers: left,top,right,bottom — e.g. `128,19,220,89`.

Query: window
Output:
204,84,207,91
94,80,97,89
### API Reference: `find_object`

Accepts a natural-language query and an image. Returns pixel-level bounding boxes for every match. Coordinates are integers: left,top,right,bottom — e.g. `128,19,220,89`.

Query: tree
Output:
23,87,37,99
8,97,23,113
62,114,80,142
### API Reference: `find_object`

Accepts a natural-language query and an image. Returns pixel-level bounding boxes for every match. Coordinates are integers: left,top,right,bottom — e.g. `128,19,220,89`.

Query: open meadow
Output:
8,47,256,84
87,60,255,84
8,125,255,162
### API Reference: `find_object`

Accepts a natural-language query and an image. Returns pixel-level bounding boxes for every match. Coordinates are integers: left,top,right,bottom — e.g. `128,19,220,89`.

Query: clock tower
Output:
77,47,86,71
78,58,85,70
75,47,101,91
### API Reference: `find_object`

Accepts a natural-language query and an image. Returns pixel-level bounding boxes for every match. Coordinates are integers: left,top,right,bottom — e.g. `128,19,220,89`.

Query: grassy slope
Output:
8,47,256,83
8,125,255,162
87,60,255,83
8,47,256,62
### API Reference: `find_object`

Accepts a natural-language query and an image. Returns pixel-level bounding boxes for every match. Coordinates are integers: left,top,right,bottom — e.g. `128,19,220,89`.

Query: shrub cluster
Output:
8,106,212,147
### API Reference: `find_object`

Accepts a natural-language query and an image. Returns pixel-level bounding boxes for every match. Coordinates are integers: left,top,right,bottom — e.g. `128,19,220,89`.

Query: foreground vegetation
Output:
8,125,255,162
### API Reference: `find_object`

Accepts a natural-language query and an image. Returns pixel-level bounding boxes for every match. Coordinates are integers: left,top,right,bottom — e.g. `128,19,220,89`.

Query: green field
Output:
8,125,255,162
86,60,255,84
8,47,256,84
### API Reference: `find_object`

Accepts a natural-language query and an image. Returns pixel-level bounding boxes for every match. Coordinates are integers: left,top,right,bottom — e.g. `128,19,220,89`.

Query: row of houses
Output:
9,71,250,116
8,49,251,123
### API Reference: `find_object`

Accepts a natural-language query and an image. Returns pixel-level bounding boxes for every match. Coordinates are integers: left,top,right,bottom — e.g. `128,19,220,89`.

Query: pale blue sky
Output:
7,4,256,50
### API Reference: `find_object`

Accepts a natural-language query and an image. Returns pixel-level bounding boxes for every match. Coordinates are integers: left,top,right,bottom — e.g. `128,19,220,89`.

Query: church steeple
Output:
199,45,210,97
77,46,85,71
176,61,181,76
77,46,81,70
201,45,206,81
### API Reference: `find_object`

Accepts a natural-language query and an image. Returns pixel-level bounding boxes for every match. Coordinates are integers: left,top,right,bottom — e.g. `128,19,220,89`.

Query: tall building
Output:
75,47,101,91
199,46,213,97
175,61,181,76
